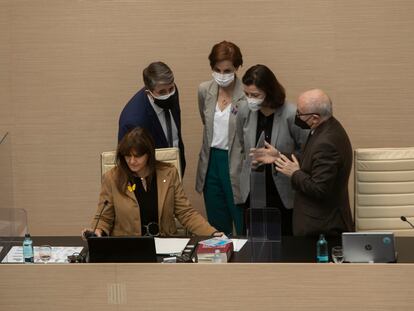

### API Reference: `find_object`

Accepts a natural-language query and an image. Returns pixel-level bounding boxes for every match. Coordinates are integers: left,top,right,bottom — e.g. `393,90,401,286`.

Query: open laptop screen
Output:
342,232,396,263
87,236,157,263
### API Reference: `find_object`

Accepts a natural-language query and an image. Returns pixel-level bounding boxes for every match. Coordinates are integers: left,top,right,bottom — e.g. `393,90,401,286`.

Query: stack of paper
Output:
2,246,84,263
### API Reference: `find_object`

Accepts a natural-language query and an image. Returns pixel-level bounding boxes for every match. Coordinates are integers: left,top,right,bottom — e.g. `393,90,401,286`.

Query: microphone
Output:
84,200,109,238
400,216,414,229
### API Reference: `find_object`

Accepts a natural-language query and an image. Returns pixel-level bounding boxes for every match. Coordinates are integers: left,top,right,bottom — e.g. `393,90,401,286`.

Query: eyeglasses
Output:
142,222,160,237
296,110,320,117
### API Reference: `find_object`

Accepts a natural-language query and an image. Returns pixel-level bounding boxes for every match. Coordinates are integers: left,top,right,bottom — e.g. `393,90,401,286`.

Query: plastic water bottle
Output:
316,234,328,263
213,249,222,263
23,233,34,263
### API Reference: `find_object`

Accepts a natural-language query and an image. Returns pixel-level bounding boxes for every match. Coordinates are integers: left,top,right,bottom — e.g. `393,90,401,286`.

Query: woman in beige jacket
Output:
84,127,217,237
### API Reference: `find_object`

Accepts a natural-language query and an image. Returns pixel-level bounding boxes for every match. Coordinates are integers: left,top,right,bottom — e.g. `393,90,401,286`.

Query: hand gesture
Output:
274,154,300,177
250,141,281,167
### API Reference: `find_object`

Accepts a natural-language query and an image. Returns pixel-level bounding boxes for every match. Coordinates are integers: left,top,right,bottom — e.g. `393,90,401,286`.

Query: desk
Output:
1,237,414,310
233,236,414,263
2,236,413,263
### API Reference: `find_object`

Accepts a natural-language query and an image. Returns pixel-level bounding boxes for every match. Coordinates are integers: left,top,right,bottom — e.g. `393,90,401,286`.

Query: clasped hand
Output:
249,141,300,177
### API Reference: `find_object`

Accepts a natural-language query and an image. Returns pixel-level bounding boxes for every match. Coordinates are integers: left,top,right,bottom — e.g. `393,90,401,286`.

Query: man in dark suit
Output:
251,89,354,236
118,62,186,175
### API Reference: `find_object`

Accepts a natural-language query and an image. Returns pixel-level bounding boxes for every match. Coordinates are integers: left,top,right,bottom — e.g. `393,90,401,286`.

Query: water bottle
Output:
213,249,222,263
23,233,34,263
316,234,328,263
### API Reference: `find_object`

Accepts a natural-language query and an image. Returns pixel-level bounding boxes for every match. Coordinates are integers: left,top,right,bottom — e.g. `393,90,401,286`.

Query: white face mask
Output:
212,72,235,87
247,97,264,112
150,88,176,100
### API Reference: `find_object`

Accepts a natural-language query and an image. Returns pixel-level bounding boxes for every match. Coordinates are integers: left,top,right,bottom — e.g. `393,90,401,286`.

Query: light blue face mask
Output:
212,72,235,87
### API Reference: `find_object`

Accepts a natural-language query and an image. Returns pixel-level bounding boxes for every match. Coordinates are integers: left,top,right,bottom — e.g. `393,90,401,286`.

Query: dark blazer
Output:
291,117,354,236
118,87,186,175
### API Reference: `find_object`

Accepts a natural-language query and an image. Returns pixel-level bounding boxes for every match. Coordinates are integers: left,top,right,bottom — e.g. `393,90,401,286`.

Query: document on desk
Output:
154,238,190,255
2,246,83,263
231,239,248,252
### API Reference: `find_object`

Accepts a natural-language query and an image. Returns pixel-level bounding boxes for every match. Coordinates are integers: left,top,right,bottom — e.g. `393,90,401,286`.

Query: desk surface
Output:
1,235,414,263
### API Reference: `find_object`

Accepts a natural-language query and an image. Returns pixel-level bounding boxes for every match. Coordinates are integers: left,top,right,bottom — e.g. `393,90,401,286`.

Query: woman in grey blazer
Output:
237,64,308,235
195,41,247,236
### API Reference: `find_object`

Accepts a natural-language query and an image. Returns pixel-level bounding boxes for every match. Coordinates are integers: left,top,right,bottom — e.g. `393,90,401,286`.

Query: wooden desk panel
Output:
118,263,414,310
0,264,116,311
1,263,414,310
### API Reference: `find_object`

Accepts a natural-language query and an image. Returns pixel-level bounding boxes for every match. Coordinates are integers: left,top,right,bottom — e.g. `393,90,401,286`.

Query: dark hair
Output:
115,127,157,195
208,41,243,69
143,61,174,91
242,64,286,109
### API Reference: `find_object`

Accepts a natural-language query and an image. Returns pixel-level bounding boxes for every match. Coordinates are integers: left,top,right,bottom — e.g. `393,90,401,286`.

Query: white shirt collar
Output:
147,94,164,116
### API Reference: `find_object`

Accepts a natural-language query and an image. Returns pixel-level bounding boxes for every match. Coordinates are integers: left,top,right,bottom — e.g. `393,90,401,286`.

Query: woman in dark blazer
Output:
195,41,247,236
237,64,308,235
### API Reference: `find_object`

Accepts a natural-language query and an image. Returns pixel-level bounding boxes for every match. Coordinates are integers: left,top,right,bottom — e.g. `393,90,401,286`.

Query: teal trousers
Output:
203,148,244,235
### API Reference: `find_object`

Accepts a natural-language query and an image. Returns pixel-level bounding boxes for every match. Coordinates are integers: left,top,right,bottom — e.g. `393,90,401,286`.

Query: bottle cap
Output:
25,233,31,238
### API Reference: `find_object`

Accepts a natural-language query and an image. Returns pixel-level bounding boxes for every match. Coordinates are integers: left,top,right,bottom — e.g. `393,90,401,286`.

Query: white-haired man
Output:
251,89,354,236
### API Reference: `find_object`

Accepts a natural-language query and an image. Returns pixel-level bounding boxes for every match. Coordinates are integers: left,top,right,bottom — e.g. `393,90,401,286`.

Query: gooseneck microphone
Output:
400,216,414,229
84,200,109,238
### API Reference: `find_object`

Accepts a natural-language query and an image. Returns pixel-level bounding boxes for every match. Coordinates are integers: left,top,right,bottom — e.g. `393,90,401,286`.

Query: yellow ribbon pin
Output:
128,183,136,192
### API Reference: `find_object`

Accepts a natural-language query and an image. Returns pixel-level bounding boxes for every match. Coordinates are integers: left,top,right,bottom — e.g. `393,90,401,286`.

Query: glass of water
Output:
331,246,344,263
39,245,52,264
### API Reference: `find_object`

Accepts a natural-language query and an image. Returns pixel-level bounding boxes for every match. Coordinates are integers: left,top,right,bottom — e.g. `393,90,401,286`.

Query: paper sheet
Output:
231,239,248,252
154,238,190,255
2,246,84,263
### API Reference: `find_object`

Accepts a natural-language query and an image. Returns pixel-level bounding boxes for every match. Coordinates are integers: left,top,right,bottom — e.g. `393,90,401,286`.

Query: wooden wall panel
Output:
0,1,11,132
334,1,414,148
0,3,13,212
0,133,14,213
1,0,414,234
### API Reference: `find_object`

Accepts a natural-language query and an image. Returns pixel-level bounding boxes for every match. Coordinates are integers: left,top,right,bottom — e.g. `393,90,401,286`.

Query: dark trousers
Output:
203,148,244,236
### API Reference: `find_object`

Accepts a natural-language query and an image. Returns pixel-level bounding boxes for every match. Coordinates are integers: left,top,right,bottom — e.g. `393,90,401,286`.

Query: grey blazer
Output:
195,77,247,204
236,102,309,209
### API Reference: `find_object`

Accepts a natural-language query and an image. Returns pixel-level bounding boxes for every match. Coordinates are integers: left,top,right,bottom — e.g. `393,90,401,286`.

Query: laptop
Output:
342,232,396,263
87,236,157,263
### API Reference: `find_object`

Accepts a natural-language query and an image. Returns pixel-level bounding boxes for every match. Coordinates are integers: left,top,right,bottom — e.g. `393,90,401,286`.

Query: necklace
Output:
218,88,232,109
140,177,147,192
218,98,231,112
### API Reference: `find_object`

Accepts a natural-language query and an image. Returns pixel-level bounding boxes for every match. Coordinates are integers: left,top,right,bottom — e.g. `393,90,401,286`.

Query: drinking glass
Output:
39,245,52,264
331,246,344,263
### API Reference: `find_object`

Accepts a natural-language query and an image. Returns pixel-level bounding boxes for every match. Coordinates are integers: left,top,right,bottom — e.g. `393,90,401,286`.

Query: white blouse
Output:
211,102,231,150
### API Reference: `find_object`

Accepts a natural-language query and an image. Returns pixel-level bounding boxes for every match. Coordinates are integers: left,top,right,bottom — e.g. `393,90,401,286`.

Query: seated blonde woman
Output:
83,127,219,237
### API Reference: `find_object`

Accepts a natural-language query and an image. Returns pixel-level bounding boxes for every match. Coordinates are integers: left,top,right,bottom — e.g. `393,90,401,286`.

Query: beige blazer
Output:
195,77,247,204
91,163,216,236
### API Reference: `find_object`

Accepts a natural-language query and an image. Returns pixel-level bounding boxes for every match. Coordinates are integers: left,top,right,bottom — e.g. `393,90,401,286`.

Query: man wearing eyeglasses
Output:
251,89,354,236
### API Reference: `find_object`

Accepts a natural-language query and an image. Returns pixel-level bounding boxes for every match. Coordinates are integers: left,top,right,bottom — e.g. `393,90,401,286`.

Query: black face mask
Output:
294,115,311,129
153,91,177,110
